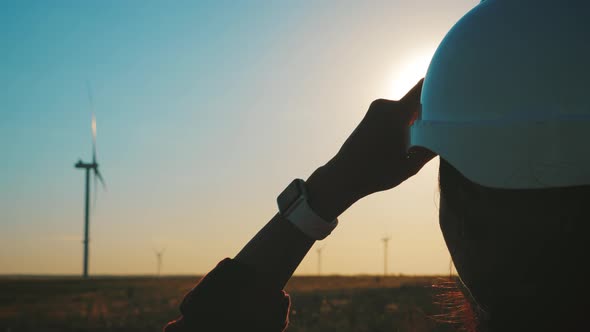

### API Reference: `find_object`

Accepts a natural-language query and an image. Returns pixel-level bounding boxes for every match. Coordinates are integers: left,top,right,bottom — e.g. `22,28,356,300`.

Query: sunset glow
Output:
0,0,479,276
389,49,437,100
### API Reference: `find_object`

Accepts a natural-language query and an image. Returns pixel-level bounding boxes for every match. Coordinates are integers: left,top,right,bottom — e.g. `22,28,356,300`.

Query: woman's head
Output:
438,158,589,330
407,1,590,329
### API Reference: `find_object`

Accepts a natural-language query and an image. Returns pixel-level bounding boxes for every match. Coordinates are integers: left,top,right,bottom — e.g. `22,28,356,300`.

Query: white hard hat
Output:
410,0,590,189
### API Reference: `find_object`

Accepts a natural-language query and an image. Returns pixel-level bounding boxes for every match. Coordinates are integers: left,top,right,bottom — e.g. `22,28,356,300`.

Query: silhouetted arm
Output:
234,163,358,290
164,80,434,332
233,79,433,290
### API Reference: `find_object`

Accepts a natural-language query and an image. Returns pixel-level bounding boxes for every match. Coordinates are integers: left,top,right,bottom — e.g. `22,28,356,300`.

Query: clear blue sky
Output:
1,0,478,275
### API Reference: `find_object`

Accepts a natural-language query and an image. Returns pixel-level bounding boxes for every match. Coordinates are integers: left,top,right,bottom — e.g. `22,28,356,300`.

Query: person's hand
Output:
331,79,435,197
306,79,436,221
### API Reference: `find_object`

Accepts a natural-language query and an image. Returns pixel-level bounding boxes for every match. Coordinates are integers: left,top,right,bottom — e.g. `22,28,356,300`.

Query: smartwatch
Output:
277,179,338,240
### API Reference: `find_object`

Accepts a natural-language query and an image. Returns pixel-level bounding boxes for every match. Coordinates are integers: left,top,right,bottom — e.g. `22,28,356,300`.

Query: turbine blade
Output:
93,170,98,209
87,81,97,164
86,81,94,111
92,113,97,164
94,167,107,191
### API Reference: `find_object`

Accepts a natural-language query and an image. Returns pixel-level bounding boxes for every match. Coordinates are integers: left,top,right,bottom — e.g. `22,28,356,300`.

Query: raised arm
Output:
164,79,435,332
234,79,434,288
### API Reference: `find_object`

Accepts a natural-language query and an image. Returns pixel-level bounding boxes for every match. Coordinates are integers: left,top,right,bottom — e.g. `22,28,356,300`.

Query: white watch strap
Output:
284,195,338,240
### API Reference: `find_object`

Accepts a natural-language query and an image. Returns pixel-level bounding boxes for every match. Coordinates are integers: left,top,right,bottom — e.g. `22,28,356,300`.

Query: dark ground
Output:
0,275,462,332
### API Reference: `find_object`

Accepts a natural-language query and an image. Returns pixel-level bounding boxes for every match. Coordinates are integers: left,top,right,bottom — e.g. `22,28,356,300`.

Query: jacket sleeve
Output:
164,258,291,332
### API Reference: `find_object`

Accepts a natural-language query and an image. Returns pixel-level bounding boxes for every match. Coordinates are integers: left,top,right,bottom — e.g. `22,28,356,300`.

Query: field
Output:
0,275,463,332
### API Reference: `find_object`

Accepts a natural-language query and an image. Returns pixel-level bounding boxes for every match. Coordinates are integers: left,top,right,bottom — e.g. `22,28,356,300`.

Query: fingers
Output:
399,78,424,106
370,78,423,110
397,78,424,125
368,98,396,112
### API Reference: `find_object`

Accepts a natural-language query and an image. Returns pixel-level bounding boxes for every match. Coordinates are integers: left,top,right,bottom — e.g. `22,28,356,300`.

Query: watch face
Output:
277,179,304,215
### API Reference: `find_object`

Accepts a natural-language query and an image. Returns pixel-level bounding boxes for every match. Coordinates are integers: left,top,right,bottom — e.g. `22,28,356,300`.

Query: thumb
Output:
399,78,424,106
398,78,424,124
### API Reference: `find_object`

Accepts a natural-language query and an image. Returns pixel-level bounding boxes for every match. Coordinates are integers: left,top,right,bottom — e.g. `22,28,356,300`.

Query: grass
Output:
0,275,461,332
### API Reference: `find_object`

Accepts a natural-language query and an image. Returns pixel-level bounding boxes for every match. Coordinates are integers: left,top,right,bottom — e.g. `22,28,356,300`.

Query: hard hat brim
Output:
409,118,590,189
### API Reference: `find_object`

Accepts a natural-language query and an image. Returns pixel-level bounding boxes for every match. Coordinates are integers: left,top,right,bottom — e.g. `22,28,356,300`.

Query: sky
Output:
0,0,479,276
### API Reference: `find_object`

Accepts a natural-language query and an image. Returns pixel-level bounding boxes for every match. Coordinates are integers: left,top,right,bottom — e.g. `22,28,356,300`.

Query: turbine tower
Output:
75,85,105,279
316,245,324,276
155,248,166,277
382,236,391,276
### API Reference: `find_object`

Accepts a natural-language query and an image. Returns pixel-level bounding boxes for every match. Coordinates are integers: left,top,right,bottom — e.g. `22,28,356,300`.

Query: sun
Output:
389,49,436,100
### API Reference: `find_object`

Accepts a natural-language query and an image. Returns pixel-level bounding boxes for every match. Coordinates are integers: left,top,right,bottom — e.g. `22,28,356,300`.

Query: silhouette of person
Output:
163,81,431,331
164,79,589,331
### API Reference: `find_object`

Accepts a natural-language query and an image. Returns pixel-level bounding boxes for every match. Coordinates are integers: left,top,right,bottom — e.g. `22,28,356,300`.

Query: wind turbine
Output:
75,84,106,279
316,245,324,276
381,236,391,276
154,248,166,277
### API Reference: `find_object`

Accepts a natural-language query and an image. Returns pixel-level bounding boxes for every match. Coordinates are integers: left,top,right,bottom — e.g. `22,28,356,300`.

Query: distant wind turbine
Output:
382,236,391,276
316,245,324,276
75,83,106,279
155,248,166,277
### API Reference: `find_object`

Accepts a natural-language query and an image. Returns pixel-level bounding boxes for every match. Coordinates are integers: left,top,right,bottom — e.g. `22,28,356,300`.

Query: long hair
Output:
436,158,589,331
